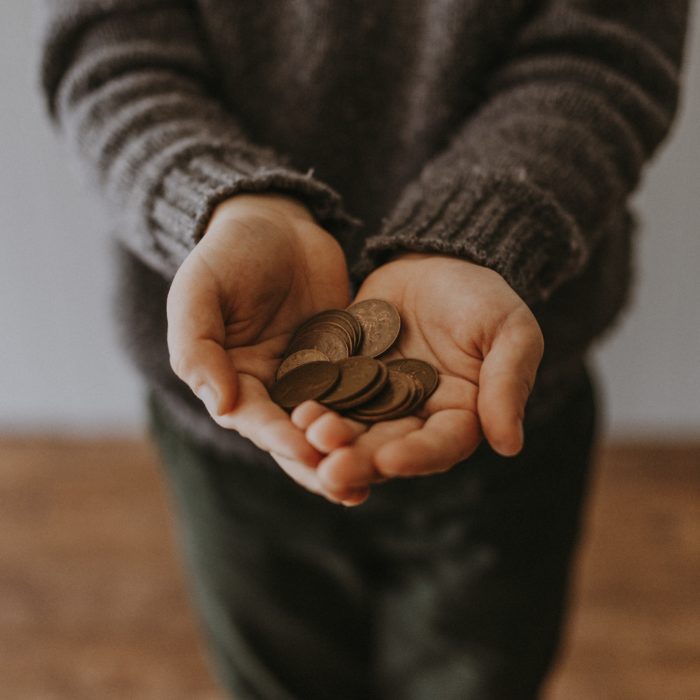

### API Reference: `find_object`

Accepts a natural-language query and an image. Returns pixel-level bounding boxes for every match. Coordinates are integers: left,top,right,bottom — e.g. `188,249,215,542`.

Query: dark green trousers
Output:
150,372,596,700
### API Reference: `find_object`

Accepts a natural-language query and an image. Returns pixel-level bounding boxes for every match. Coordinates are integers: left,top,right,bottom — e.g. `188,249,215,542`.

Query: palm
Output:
345,258,488,476
167,194,351,490
210,229,349,389
193,201,349,372
360,296,483,456
312,254,543,492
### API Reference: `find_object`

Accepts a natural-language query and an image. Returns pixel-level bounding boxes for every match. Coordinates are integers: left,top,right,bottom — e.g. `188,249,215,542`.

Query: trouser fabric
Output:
149,371,596,700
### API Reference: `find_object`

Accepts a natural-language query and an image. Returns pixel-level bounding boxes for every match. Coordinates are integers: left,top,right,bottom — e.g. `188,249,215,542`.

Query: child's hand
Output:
166,193,351,498
297,253,544,501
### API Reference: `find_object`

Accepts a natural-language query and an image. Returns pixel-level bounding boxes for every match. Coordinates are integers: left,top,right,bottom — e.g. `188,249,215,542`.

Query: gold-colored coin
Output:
346,299,401,358
386,358,439,401
269,361,339,411
276,349,330,380
320,357,382,408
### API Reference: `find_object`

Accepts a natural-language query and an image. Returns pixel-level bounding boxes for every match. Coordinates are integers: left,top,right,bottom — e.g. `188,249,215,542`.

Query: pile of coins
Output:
269,299,439,423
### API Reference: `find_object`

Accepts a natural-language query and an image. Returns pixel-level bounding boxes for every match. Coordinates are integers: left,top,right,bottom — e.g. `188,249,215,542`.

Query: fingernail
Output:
503,422,524,456
341,489,369,507
195,384,218,415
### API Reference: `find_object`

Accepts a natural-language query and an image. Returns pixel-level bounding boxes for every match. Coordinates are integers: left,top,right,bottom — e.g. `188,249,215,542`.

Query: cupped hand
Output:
166,193,351,497
298,253,544,502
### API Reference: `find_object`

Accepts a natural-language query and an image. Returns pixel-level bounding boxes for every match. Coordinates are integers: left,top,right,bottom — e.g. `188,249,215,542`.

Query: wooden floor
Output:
1,438,698,700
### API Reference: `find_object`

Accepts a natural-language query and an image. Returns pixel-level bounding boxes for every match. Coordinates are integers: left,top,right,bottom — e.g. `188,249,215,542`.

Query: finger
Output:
290,401,328,430
167,265,237,414
374,409,480,477
317,447,376,502
339,489,370,507
215,375,322,466
291,402,367,454
317,418,418,495
478,318,543,456
306,412,367,453
271,453,324,497
274,453,369,506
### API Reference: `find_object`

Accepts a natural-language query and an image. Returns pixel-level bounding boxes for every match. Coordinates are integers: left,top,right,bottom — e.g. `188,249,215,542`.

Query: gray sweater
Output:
39,0,688,450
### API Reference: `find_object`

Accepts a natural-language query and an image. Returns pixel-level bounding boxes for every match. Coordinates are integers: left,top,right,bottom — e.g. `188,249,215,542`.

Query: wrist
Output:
364,250,519,306
386,251,459,265
210,192,317,228
383,250,486,276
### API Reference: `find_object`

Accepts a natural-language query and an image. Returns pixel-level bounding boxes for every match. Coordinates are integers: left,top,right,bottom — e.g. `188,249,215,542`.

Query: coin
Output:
347,369,413,419
329,360,389,411
274,300,436,422
269,361,340,410
339,310,363,354
307,321,355,354
295,309,362,353
382,374,425,420
347,299,401,357
285,329,351,361
374,374,421,421
276,349,330,380
386,358,439,401
320,357,382,408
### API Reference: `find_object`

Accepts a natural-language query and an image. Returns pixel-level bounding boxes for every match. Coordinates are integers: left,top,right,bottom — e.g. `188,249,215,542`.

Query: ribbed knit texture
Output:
39,0,688,448
356,4,687,303
40,2,362,277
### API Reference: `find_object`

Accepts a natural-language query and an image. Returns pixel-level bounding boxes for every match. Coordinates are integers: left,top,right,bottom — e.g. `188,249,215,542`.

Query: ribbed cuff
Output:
355,169,587,304
141,143,362,275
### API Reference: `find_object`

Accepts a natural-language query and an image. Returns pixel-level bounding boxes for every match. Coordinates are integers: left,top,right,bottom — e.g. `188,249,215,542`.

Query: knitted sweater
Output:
39,0,688,450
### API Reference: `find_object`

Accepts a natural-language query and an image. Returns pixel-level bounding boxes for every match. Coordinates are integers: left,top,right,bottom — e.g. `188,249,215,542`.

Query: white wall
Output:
0,4,144,434
1,4,698,438
593,7,700,438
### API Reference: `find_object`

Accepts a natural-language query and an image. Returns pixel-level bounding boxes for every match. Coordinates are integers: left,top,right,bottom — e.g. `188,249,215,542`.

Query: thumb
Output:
166,262,238,416
477,313,543,456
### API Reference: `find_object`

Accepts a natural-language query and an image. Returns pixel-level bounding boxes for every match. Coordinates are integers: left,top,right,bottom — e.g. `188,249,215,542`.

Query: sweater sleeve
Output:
357,1,689,304
39,0,360,278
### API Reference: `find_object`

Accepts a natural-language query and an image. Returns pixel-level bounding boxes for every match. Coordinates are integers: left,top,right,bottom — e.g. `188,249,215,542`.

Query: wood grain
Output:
1,437,698,699
546,443,700,700
0,437,222,700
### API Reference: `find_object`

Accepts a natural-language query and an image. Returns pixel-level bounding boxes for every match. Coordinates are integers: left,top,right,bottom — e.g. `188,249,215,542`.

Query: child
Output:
40,1,688,697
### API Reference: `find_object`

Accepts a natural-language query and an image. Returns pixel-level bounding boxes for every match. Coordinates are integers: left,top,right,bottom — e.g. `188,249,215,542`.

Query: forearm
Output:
358,0,689,304
39,1,358,277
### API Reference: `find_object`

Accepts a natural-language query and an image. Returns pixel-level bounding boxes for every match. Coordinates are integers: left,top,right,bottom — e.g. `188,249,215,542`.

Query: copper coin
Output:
347,299,401,358
291,310,360,354
375,373,418,419
348,369,412,417
276,349,330,380
348,379,419,423
293,309,334,331
378,374,425,420
286,328,353,360
330,361,389,411
294,309,343,334
286,329,351,361
320,357,382,407
330,310,363,353
308,321,355,353
386,358,439,400
296,309,361,348
269,361,339,410
340,310,363,353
